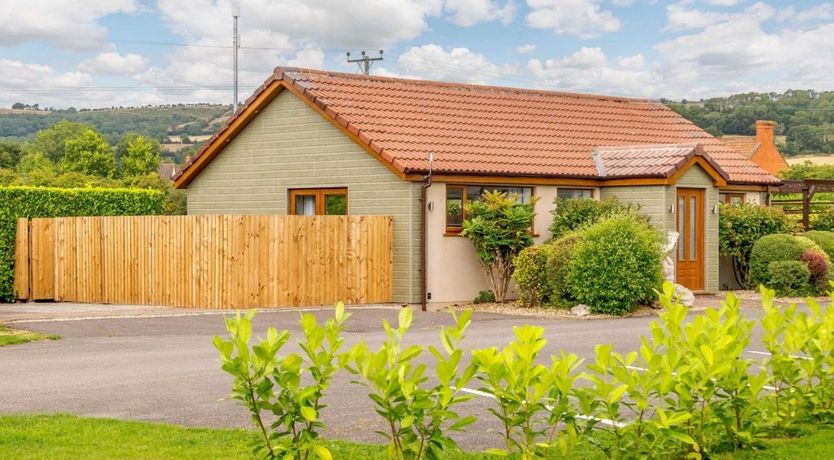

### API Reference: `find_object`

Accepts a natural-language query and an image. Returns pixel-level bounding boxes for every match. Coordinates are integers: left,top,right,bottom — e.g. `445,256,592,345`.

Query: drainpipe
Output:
420,152,433,312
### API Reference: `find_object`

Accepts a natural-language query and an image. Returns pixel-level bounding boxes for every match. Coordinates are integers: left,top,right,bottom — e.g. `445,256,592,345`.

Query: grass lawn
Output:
0,323,59,347
1,414,833,459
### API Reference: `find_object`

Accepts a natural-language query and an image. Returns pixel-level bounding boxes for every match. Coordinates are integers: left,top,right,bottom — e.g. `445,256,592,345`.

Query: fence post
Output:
13,218,30,301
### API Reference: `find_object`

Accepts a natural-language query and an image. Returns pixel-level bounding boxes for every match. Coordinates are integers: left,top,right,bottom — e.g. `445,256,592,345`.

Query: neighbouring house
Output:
174,67,780,305
158,162,180,181
721,120,789,183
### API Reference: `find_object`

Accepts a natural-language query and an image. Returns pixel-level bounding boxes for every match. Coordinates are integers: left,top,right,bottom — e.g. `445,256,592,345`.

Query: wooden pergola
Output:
768,179,834,230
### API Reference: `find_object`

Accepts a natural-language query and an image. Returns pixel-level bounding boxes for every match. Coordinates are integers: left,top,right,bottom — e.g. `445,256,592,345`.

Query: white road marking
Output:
747,350,812,361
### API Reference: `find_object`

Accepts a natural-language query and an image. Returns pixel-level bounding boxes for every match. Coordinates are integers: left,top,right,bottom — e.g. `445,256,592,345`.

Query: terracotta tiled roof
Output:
594,143,728,179
721,136,760,159
176,67,780,185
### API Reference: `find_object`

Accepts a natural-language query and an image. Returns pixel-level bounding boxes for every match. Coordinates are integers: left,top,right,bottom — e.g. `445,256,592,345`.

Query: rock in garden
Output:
673,284,695,307
571,304,590,317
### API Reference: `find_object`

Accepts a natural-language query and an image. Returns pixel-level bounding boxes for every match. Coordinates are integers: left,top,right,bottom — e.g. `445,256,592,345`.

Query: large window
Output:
719,193,745,206
289,188,348,215
445,185,533,234
557,188,594,200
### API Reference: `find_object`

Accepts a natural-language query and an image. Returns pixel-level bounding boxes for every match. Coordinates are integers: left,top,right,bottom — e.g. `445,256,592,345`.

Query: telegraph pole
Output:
347,50,384,75
232,12,240,113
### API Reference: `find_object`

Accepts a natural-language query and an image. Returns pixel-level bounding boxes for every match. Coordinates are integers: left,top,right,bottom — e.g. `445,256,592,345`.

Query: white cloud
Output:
516,43,537,53
664,2,775,32
702,0,746,6
444,0,515,26
390,44,515,84
0,0,138,49
78,51,149,76
526,0,621,38
526,47,661,97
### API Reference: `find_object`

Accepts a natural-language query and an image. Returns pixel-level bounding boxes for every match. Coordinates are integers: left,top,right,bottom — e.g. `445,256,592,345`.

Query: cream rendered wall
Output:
424,183,559,304
186,90,422,304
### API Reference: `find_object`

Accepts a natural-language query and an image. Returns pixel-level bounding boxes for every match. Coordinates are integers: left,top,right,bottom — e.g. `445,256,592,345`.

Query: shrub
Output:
549,197,641,239
766,261,813,297
567,215,663,315
749,234,829,294
473,290,495,304
811,207,834,231
214,305,351,460
801,250,829,293
462,191,537,303
719,203,798,288
802,230,834,260
0,186,165,302
512,244,556,308
545,232,582,308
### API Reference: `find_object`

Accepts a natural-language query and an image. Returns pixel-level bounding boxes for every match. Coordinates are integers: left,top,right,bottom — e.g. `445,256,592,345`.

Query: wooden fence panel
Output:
17,214,393,308
13,218,29,300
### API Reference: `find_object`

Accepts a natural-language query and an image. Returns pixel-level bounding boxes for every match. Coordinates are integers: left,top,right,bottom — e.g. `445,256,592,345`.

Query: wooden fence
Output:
13,215,393,308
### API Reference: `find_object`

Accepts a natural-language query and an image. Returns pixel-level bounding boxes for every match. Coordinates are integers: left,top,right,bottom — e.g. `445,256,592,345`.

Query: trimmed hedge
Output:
766,261,812,297
749,234,830,295
567,215,663,315
0,186,165,302
803,230,834,260
512,244,556,308
544,232,582,308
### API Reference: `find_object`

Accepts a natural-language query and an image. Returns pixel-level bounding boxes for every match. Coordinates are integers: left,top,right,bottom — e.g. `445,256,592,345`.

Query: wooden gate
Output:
13,215,393,308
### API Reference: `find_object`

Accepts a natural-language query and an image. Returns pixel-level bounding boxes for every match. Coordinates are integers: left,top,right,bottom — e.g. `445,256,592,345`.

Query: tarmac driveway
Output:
0,298,796,449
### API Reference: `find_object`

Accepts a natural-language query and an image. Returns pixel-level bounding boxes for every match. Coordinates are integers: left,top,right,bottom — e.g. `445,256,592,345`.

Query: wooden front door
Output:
676,188,705,291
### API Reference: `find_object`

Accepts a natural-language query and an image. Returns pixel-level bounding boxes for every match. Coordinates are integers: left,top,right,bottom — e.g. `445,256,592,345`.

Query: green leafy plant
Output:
544,232,582,308
749,234,829,295
471,325,581,459
461,190,537,303
549,197,642,240
512,243,556,308
811,207,834,231
802,230,834,259
0,185,164,302
766,260,813,297
214,305,351,460
567,214,663,315
347,308,477,460
473,290,496,304
718,203,798,288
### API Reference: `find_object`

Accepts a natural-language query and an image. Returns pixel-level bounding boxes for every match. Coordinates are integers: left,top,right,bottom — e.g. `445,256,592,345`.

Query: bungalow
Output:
174,67,780,306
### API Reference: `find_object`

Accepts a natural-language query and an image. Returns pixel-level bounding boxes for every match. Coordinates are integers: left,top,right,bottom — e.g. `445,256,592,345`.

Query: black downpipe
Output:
420,153,433,312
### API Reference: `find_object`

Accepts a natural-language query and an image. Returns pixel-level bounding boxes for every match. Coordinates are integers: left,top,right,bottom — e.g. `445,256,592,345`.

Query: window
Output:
557,188,594,200
445,185,533,234
289,188,348,215
720,193,745,206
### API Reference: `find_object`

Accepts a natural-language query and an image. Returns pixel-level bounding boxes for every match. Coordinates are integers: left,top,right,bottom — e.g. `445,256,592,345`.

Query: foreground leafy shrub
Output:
749,234,829,295
462,191,537,303
512,244,556,308
471,325,580,458
803,230,834,259
567,215,663,315
719,203,798,288
0,185,165,302
214,305,350,460
549,197,641,239
348,308,476,460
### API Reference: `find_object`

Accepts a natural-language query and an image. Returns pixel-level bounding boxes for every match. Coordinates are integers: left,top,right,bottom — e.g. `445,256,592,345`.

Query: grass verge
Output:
0,323,59,347
0,414,832,459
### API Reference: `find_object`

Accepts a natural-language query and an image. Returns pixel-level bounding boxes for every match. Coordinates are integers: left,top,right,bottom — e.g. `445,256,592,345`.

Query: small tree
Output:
60,129,116,178
119,134,161,177
718,203,797,288
462,190,536,303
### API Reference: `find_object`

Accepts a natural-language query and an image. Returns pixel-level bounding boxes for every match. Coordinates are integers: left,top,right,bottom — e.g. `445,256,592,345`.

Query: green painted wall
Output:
599,164,719,293
187,90,421,303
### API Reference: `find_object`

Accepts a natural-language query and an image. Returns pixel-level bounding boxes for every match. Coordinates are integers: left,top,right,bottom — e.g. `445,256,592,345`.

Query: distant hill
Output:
0,104,231,145
664,90,834,156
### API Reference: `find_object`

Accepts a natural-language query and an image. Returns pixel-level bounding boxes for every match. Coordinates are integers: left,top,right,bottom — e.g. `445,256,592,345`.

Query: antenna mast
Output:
232,8,240,113
346,50,384,75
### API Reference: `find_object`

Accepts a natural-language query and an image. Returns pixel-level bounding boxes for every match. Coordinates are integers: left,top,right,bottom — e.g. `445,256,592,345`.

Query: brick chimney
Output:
755,120,775,148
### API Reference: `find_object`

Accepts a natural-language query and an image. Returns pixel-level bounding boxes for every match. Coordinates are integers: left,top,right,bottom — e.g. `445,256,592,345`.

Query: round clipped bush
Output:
802,230,834,260
545,232,582,308
749,234,826,288
766,260,812,297
567,215,663,315
513,244,556,308
801,250,829,293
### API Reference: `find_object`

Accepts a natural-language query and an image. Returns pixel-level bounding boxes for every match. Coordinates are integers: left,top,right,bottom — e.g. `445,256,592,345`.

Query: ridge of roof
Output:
275,66,661,105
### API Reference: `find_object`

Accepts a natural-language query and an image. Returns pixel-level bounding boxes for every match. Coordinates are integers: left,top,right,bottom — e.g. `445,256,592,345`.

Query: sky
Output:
1,0,832,108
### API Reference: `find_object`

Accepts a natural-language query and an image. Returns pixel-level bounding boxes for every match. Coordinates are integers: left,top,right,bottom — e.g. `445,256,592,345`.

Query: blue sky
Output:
1,0,832,108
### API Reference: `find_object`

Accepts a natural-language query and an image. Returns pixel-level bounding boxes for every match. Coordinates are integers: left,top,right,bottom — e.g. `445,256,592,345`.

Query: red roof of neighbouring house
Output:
175,67,781,187
721,136,761,159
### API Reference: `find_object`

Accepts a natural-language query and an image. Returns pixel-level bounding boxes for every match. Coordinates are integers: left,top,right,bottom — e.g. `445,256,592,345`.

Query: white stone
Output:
673,283,695,307
571,304,590,317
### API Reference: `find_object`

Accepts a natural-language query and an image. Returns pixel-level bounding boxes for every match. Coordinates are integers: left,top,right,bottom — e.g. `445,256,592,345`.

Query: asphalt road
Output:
0,300,800,450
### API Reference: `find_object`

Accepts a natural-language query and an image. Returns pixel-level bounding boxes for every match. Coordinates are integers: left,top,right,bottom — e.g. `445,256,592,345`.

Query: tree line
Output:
0,121,186,214
666,89,834,155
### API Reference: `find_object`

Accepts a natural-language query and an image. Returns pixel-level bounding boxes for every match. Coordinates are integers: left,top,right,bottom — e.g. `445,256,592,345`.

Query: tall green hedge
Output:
0,186,165,302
